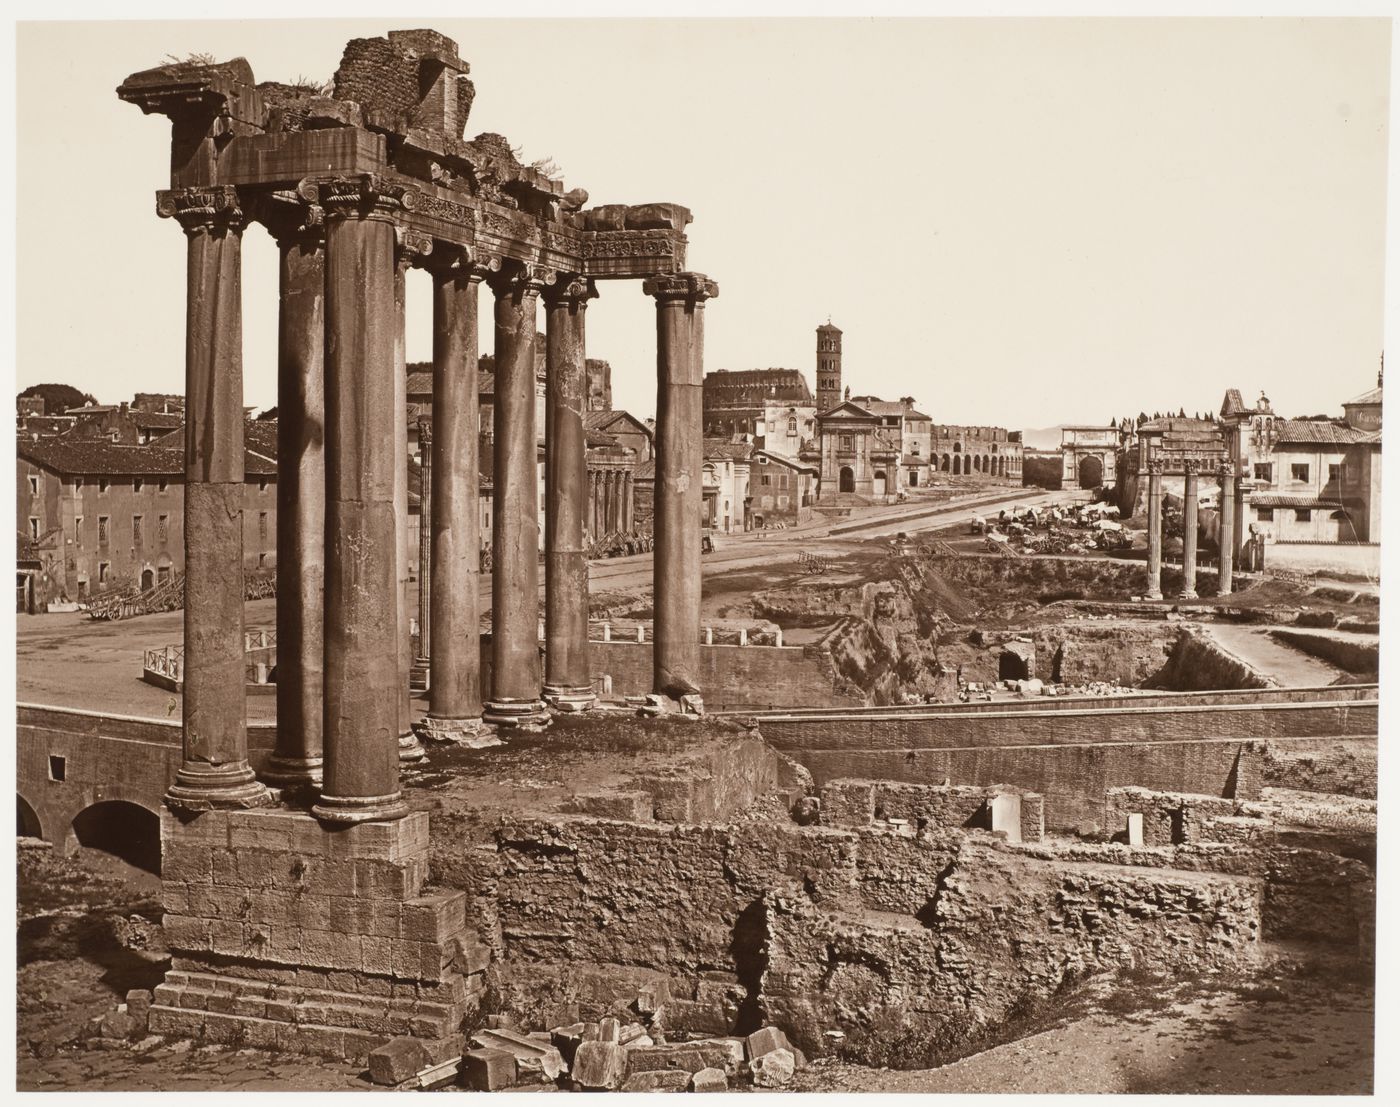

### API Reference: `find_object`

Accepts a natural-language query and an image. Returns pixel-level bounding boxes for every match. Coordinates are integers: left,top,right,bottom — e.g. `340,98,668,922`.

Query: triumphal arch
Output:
116,29,716,1060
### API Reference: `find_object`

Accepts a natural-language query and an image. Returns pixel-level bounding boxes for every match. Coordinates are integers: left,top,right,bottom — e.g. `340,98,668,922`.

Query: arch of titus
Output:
115,31,715,1059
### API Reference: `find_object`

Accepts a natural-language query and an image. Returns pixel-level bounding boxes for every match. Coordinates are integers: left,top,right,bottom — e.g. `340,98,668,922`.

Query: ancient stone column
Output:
156,187,272,812
484,263,552,728
394,234,429,763
263,209,325,789
1180,458,1200,600
1233,472,1246,566
410,417,433,692
1218,460,1235,597
416,254,492,743
644,273,719,704
310,176,412,825
1145,456,1164,601
543,277,598,712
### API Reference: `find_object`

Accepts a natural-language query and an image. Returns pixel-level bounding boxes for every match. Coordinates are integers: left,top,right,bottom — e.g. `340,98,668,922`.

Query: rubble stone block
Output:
571,1040,628,1090
750,1047,795,1087
625,1043,728,1075
99,1010,137,1040
470,1028,566,1081
685,1037,745,1074
620,1069,690,1092
691,1067,728,1092
124,989,153,1029
368,1036,432,1086
462,1047,517,1091
597,1016,621,1044
745,1026,793,1061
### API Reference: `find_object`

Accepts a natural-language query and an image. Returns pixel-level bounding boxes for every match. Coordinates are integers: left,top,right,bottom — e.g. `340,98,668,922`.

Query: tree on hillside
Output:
18,383,96,414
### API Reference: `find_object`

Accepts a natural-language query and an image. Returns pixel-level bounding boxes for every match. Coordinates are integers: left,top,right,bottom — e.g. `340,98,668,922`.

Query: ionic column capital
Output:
488,260,557,298
300,173,419,225
541,274,598,310
157,185,244,236
394,225,435,272
643,271,719,304
422,242,501,283
249,191,326,250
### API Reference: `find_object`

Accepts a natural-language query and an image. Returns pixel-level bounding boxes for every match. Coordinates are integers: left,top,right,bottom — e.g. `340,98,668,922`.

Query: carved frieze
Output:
580,230,677,260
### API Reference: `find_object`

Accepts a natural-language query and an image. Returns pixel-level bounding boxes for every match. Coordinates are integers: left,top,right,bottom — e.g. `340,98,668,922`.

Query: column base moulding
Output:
409,659,431,694
411,714,501,748
542,684,597,713
1143,591,1164,602
257,755,325,791
165,765,276,814
1179,590,1199,601
482,697,552,729
152,808,485,1065
397,731,428,764
311,790,411,825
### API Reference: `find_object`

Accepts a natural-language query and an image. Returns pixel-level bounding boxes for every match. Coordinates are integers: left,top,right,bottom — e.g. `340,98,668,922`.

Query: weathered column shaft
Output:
1180,460,1200,599
543,279,596,710
1218,463,1236,596
265,224,325,788
158,186,270,812
314,181,409,824
484,267,550,727
416,422,432,656
645,273,719,702
424,265,486,733
393,254,426,761
1145,458,1163,600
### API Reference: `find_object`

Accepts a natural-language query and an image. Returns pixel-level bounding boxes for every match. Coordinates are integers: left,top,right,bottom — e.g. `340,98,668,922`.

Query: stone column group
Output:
159,179,717,823
1141,451,1240,602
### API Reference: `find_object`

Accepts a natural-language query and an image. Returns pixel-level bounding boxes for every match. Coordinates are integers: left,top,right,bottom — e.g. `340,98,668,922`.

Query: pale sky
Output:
15,17,1393,429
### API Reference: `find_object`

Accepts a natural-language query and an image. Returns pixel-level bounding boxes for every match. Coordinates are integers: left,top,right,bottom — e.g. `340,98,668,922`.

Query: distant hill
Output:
1020,426,1067,451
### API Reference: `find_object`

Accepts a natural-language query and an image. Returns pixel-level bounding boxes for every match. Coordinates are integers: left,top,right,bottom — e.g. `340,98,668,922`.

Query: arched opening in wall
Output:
1000,458,1007,477
17,794,42,839
972,455,981,473
983,455,991,475
71,801,161,875
998,650,1030,681
839,466,855,493
941,454,950,471
952,456,961,475
873,472,887,497
140,568,154,591
1078,454,1104,488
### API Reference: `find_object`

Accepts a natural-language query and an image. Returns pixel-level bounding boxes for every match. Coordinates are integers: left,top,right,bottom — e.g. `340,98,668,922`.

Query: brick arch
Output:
17,792,42,839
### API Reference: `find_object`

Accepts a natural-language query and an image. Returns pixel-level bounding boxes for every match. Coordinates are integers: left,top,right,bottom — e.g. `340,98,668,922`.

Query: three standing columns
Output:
417,253,492,742
1144,456,1164,601
1218,460,1236,597
484,263,552,728
644,273,719,702
159,186,273,812
543,277,598,712
311,177,412,824
1180,459,1200,600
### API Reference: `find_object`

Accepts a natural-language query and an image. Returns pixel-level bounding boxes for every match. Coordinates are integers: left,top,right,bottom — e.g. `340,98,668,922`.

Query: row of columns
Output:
589,468,633,537
157,179,716,823
1142,454,1240,602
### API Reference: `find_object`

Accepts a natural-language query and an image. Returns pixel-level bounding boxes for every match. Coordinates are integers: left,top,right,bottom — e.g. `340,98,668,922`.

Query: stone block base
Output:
152,807,486,1063
412,714,501,748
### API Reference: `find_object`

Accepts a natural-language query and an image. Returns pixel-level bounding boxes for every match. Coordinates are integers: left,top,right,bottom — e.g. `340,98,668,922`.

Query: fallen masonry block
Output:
690,1067,728,1092
745,1025,794,1061
367,1036,432,1086
470,1028,567,1081
461,1048,517,1091
686,1037,746,1074
570,1041,628,1090
549,1022,591,1063
98,1009,138,1041
620,1069,691,1092
618,1022,651,1047
625,1042,737,1076
750,1047,796,1087
597,1017,621,1044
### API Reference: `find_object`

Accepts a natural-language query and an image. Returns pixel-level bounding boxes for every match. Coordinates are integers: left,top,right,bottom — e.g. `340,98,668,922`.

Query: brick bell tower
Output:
816,320,843,412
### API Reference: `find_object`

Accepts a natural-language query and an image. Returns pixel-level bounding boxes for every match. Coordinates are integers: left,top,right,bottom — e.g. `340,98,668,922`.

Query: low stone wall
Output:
1147,629,1271,691
444,815,1262,1057
1270,630,1379,677
820,779,1045,843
